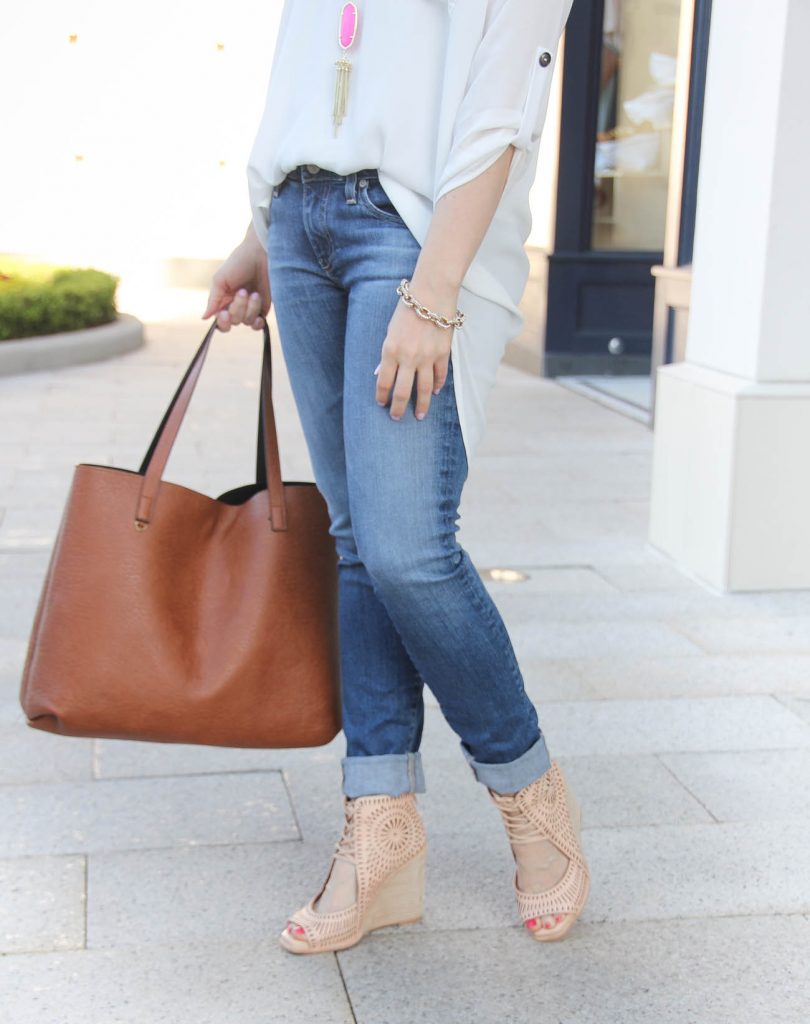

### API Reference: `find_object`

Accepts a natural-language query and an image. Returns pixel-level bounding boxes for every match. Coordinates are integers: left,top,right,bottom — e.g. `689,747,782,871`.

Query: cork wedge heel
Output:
279,792,427,955
488,759,591,942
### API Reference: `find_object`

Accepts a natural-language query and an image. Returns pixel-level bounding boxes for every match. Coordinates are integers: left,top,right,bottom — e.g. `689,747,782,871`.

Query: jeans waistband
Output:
283,164,380,184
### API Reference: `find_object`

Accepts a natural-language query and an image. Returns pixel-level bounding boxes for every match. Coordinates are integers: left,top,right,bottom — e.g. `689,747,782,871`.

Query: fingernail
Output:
376,400,385,407
237,288,247,297
250,291,259,300
433,387,441,395
415,412,425,420
390,414,401,421
373,363,381,376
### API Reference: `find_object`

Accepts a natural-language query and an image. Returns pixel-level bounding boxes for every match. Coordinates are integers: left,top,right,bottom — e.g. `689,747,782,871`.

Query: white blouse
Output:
247,0,574,464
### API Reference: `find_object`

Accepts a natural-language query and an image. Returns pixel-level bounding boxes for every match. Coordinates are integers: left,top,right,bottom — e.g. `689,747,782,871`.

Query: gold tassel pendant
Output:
332,57,353,136
333,2,359,136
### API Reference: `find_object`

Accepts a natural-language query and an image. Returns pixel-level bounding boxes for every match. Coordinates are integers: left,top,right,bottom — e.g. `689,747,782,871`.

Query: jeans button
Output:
358,177,368,188
305,163,320,174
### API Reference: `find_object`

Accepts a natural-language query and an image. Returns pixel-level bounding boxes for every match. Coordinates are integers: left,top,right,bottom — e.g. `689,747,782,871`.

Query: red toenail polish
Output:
556,915,563,922
526,918,538,928
544,921,553,928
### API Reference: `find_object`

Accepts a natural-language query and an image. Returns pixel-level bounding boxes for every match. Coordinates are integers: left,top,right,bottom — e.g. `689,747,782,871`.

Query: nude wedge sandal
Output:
279,792,427,955
488,759,590,942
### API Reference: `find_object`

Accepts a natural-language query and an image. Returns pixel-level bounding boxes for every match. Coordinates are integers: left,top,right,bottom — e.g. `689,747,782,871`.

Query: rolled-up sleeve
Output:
435,0,574,204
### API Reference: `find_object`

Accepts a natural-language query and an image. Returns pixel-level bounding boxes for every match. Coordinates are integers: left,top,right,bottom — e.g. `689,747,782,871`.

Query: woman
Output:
203,0,589,955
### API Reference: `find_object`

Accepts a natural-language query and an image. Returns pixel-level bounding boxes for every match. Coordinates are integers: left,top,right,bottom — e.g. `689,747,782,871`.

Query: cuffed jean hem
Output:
341,752,426,798
460,732,552,794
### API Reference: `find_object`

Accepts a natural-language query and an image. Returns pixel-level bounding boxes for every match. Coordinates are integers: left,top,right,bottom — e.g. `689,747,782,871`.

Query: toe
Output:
524,917,539,931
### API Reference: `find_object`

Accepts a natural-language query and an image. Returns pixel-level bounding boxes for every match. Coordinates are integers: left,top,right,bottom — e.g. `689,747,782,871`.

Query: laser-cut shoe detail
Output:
279,792,427,954
488,760,591,941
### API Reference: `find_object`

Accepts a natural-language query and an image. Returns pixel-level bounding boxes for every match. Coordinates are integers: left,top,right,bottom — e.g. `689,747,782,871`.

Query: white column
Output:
649,0,810,591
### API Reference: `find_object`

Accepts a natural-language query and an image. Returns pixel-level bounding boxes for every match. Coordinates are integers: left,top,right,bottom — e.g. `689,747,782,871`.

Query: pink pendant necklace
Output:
333,2,359,136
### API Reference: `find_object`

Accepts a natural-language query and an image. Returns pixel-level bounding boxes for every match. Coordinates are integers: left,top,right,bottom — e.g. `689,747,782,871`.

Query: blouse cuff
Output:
434,42,558,205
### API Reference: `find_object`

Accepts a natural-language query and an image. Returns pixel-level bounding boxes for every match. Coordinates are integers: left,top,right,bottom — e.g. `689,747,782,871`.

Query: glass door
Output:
545,0,684,377
593,0,680,251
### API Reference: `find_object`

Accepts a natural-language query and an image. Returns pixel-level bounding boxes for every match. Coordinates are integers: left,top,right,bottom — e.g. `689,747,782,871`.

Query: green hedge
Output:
0,259,119,342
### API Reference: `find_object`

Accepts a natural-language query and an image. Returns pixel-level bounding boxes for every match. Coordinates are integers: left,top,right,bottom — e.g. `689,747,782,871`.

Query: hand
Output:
374,280,459,421
202,227,271,331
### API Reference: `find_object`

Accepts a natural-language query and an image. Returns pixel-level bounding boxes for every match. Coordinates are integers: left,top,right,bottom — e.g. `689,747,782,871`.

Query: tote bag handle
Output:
134,319,287,531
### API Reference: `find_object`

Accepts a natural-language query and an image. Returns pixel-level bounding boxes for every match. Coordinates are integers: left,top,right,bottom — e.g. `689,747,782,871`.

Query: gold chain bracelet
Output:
396,279,465,330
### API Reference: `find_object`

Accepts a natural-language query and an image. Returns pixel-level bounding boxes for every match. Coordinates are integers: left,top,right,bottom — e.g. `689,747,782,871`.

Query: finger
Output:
433,353,450,395
252,316,265,330
414,365,434,421
389,366,415,421
375,353,398,407
216,307,232,332
228,288,250,324
202,280,227,320
243,291,262,324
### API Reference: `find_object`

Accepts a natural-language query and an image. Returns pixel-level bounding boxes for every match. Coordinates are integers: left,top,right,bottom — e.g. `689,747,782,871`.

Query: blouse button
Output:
539,51,551,67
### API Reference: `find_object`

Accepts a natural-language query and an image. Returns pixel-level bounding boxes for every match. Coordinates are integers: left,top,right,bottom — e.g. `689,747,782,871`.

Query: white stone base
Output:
649,362,810,591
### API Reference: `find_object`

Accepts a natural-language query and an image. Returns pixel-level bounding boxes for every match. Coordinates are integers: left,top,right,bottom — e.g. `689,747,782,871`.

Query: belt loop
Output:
345,172,358,204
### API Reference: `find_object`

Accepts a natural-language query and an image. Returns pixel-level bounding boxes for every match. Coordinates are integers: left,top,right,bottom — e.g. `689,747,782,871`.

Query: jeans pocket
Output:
358,177,403,223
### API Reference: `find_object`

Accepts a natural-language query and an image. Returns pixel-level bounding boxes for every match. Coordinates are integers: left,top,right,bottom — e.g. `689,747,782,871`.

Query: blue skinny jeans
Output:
266,163,551,797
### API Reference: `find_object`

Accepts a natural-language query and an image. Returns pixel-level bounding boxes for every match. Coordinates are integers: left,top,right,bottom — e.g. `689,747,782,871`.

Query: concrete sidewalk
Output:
1,308,809,1023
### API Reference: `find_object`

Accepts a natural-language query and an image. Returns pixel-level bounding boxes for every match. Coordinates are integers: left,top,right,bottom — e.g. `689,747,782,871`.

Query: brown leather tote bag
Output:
19,320,342,748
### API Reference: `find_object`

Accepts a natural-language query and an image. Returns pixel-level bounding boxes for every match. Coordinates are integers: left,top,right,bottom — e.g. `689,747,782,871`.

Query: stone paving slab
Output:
493,588,810,629
590,559,700,591
93,734,345,780
778,694,810,724
459,449,653,502
336,915,810,1024
0,638,26,677
484,566,616,594
460,532,654,572
659,749,810,822
0,771,298,857
670,615,810,655
584,820,810,922
0,726,94,785
406,694,810,760
86,841,330,950
510,619,703,659
513,663,604,701
531,694,810,757
0,939,354,1024
0,855,85,954
527,653,810,699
